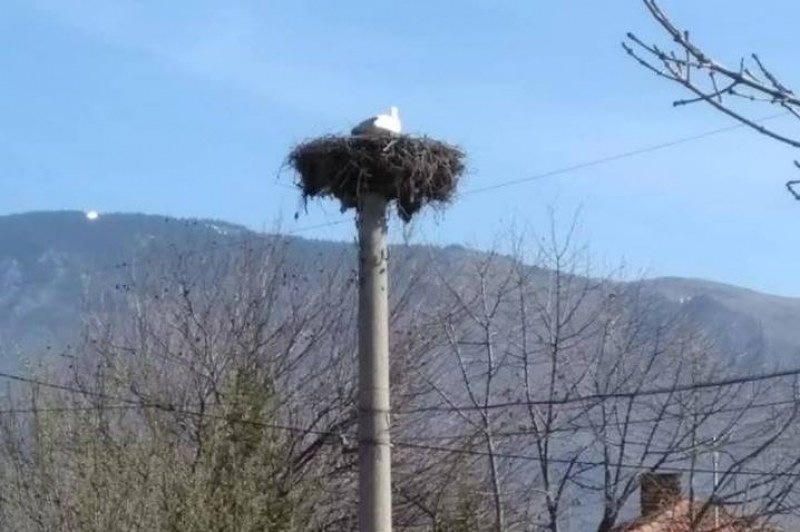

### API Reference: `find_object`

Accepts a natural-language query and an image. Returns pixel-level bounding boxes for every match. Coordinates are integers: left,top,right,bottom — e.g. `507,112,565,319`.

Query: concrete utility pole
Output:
289,126,464,532
357,193,392,532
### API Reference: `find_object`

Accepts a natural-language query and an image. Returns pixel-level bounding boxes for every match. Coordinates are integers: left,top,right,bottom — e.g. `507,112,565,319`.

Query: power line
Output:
98,217,353,272
286,218,352,234
0,404,146,416
1,389,794,440
398,366,800,413
0,382,788,480
6,217,356,292
3,370,799,479
1,399,791,480
408,395,800,441
11,112,786,288
0,371,129,403
4,358,800,417
459,112,788,196
390,440,800,479
0,370,342,438
1,366,796,436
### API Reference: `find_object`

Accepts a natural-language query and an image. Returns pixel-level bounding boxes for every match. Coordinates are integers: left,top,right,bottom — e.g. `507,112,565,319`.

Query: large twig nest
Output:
288,135,465,222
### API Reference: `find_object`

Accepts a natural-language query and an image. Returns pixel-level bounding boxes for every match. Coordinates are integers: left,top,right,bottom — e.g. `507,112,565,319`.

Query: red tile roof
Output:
612,500,776,532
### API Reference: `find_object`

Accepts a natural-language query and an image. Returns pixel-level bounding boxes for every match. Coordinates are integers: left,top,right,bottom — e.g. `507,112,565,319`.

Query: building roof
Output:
612,499,777,532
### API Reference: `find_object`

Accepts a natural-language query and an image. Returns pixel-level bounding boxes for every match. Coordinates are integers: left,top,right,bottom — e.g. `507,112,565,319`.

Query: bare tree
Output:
3,229,800,530
0,234,483,531
0,237,365,530
397,228,610,531
624,0,800,199
579,304,800,531
393,226,800,531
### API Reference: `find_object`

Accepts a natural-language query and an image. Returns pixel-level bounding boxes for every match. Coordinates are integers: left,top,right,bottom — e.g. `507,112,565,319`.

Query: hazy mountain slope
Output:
0,211,247,364
645,276,800,366
1,211,798,372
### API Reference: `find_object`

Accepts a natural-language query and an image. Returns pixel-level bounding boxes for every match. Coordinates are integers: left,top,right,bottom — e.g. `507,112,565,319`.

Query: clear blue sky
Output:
2,0,799,295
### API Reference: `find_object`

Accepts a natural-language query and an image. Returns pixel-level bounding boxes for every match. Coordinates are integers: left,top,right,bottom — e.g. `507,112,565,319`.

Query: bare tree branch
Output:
625,0,800,199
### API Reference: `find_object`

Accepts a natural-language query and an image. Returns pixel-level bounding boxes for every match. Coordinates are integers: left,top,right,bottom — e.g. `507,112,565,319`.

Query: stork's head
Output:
389,106,399,119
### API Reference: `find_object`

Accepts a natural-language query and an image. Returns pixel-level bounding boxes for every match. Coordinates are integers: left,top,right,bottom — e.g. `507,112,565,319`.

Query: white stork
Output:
351,106,402,136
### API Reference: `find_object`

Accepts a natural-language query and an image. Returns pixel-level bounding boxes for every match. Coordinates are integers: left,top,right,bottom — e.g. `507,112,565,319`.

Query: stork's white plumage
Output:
351,106,402,136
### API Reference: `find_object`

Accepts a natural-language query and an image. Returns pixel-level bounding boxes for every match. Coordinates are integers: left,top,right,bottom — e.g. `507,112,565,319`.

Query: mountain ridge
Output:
1,211,798,371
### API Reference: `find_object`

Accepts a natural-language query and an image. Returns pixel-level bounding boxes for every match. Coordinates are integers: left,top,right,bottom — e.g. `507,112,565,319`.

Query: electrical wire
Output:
399,366,800,413
11,112,786,285
2,369,798,479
